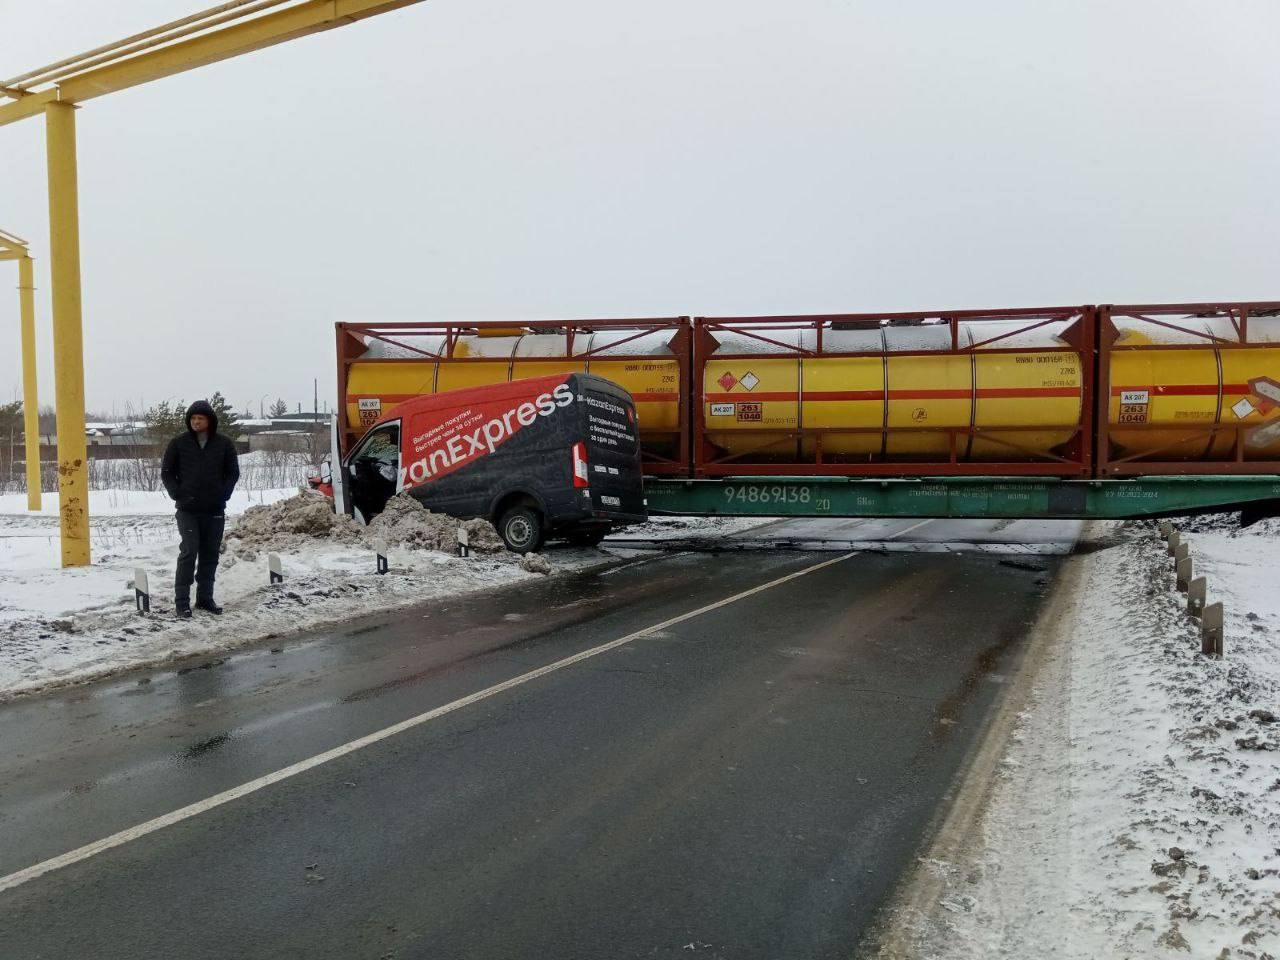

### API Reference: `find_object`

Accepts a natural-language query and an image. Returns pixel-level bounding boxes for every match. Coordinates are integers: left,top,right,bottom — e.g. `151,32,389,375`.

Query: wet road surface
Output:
0,529,1069,959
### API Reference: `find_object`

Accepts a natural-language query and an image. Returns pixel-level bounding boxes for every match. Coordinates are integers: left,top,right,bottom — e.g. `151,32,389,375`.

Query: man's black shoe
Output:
176,602,193,619
195,599,224,615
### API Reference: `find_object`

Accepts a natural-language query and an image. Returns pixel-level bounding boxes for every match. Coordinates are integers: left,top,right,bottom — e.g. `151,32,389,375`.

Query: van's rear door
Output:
581,382,646,519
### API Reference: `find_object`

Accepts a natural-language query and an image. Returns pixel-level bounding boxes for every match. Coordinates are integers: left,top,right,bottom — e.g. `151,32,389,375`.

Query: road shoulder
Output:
867,517,1280,959
863,520,1110,959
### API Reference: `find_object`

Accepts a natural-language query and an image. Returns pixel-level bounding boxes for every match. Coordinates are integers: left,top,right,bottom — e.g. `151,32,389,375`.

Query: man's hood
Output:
185,400,218,434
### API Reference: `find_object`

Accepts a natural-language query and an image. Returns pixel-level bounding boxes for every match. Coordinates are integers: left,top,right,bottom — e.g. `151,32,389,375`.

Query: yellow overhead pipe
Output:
0,0,432,564
0,229,41,512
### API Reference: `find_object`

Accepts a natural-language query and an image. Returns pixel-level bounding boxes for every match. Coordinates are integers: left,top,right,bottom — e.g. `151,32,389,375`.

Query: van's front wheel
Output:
497,506,545,554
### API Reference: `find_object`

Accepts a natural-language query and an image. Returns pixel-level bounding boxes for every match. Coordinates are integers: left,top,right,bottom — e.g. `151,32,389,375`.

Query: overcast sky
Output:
1,0,1278,416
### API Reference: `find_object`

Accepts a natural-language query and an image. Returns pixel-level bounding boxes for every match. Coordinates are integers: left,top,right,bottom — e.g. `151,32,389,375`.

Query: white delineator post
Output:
133,568,150,614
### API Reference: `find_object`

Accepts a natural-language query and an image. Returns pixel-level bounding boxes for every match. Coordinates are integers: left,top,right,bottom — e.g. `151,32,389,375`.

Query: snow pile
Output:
227,490,363,554
897,521,1280,959
225,492,506,557
365,494,505,554
519,553,553,575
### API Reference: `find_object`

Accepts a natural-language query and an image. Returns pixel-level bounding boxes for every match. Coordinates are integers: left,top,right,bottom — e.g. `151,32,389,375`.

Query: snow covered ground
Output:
886,517,1280,959
0,491,749,701
0,485,297,518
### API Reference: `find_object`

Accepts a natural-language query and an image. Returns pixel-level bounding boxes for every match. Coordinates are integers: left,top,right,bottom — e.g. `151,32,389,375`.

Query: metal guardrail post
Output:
1187,577,1206,616
1175,556,1192,592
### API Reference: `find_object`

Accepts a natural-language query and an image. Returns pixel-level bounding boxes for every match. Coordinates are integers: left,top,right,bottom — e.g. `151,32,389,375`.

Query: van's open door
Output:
330,414,349,516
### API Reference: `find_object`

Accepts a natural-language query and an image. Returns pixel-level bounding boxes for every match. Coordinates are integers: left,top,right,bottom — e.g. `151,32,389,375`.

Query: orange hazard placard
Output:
358,397,381,427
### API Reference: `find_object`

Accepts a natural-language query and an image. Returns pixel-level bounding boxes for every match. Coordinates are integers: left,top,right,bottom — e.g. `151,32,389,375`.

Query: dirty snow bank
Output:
1171,513,1280,538
225,491,506,557
0,492,590,700
893,520,1280,959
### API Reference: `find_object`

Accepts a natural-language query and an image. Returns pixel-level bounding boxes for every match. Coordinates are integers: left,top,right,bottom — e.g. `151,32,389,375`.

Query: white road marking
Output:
0,552,856,895
885,518,934,540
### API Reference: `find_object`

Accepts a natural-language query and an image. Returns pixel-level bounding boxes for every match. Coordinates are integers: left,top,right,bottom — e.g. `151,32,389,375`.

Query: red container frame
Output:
690,307,1097,478
335,318,693,475
1096,301,1280,476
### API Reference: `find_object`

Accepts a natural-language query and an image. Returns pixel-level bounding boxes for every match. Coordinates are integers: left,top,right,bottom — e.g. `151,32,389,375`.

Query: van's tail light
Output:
572,442,589,488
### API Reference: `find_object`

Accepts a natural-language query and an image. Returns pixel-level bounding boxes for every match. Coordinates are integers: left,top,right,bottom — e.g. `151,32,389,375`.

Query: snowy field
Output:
889,517,1280,959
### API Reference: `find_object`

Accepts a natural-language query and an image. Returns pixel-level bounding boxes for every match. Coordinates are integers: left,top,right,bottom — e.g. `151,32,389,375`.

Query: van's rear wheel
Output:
497,506,545,554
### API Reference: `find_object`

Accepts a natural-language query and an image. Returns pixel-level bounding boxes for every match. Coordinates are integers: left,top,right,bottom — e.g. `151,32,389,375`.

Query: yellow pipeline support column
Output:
17,254,41,511
44,101,90,566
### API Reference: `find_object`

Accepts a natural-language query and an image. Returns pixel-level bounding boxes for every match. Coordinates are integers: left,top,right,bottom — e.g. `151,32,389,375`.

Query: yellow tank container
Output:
1106,315,1280,462
701,320,1084,463
345,327,685,458
970,329,1083,461
344,331,445,434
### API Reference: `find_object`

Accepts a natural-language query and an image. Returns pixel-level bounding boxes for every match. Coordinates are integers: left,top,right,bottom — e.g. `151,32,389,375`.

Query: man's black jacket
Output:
161,400,240,514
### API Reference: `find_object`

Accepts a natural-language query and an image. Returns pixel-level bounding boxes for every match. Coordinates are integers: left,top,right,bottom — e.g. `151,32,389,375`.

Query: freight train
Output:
335,302,1280,481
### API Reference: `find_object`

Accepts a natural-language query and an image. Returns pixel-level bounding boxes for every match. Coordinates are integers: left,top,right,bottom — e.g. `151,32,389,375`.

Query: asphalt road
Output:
0,524,1073,959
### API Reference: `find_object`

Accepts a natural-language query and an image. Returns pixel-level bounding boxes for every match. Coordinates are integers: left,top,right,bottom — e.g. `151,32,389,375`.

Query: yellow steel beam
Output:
17,253,41,511
0,90,55,126
0,230,28,254
45,102,90,565
0,0,427,128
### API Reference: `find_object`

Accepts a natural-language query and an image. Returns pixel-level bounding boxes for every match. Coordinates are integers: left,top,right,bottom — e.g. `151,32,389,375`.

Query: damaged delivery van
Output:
329,373,647,552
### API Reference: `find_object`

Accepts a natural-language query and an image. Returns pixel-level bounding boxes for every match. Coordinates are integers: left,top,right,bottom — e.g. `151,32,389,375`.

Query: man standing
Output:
161,400,240,617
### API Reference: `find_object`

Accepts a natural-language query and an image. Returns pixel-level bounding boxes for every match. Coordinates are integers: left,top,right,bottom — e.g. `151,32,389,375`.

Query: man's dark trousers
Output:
176,510,225,606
